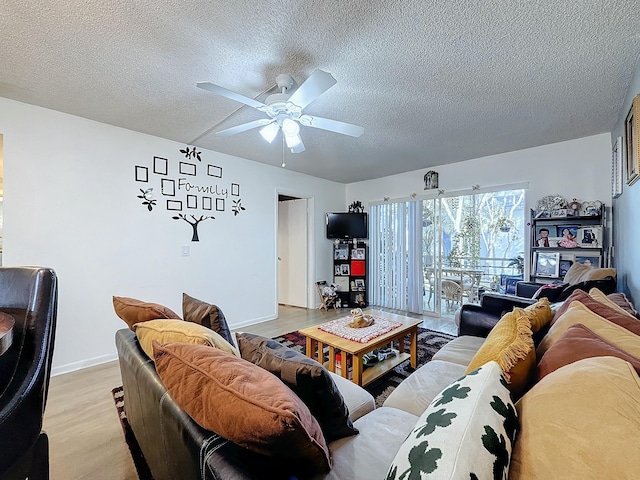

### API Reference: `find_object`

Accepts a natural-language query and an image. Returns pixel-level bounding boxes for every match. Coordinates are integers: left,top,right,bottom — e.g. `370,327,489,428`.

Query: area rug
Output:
111,387,154,480
272,326,455,407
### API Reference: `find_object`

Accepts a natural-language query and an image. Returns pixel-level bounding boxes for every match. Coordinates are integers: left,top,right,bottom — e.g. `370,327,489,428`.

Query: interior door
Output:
277,198,308,307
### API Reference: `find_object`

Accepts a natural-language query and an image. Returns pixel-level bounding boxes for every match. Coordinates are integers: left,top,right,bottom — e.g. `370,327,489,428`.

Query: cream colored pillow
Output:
589,287,636,319
537,301,640,359
563,262,616,285
134,319,239,359
510,356,640,480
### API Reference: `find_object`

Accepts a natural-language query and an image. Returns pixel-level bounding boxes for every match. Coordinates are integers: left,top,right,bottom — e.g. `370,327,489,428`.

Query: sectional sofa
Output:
114,287,640,479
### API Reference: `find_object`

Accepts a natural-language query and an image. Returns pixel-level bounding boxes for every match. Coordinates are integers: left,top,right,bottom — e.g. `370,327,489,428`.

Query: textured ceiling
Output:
1,1,639,183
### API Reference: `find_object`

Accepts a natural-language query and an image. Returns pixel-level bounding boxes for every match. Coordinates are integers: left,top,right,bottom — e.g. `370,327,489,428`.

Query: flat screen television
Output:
326,212,368,239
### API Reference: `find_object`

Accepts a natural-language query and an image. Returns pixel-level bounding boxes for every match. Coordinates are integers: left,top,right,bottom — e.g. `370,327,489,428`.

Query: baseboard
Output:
51,352,118,377
231,313,277,330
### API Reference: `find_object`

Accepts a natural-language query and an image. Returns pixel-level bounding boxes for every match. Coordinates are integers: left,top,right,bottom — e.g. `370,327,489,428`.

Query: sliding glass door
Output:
370,187,525,317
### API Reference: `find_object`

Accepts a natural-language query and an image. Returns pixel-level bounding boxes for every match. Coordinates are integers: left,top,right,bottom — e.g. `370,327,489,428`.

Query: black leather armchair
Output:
0,267,58,480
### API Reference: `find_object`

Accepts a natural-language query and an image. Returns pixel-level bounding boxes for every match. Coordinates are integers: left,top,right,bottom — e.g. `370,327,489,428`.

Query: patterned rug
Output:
272,326,455,407
111,387,154,480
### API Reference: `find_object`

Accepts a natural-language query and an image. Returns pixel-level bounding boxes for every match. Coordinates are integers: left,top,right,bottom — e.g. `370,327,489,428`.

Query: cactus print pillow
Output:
385,361,518,480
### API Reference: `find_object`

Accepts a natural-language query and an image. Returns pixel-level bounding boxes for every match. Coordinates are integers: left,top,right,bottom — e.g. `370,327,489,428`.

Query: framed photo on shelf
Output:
534,226,553,247
555,225,579,248
533,251,560,278
625,94,640,186
334,265,342,276
575,255,601,268
333,277,349,292
577,226,602,248
334,248,348,260
341,264,350,276
351,248,366,260
559,259,573,277
354,279,365,290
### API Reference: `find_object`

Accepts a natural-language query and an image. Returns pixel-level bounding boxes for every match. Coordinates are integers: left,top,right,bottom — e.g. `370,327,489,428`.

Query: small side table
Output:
0,313,15,355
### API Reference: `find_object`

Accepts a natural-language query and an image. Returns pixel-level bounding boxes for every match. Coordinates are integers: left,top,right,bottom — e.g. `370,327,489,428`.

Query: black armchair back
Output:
0,267,58,480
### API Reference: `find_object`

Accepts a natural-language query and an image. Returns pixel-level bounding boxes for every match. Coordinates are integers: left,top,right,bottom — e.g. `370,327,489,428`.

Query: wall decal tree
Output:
137,188,157,211
172,214,214,242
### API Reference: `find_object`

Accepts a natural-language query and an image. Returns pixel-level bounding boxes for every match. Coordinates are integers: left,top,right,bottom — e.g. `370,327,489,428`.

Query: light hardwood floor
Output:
44,306,456,479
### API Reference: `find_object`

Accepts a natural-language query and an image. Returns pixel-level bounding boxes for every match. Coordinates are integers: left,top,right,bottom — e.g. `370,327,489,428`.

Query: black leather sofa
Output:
458,293,536,338
458,276,618,339
116,328,307,480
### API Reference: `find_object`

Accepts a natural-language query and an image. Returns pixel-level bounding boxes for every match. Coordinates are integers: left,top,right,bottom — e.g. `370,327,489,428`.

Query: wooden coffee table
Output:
299,309,422,386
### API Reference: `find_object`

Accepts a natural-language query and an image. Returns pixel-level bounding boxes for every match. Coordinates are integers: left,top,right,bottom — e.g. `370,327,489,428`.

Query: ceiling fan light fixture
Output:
284,132,302,149
281,118,300,136
259,123,279,143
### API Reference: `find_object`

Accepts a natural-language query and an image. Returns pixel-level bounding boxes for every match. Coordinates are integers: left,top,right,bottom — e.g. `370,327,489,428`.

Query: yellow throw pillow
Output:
510,357,640,480
134,319,239,359
536,301,640,360
589,288,636,319
523,297,554,333
465,308,535,398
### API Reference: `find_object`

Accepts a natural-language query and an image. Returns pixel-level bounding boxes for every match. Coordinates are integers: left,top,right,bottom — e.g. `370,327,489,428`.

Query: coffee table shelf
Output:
299,309,421,386
361,352,410,386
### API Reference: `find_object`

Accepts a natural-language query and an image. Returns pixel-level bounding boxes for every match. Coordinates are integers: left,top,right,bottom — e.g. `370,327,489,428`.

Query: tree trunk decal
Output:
172,214,214,242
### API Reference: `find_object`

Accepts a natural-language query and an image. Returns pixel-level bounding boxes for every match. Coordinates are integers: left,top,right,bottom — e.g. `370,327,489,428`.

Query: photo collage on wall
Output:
134,146,247,241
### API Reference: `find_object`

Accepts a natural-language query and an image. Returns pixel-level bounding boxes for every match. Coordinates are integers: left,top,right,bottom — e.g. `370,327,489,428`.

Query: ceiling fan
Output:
196,70,364,153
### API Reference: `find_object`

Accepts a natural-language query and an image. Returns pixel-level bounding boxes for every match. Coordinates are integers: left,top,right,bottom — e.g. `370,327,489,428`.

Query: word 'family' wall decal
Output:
134,146,247,242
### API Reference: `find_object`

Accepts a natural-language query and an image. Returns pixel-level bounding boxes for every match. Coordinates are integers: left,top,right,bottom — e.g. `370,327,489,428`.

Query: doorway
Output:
277,194,310,308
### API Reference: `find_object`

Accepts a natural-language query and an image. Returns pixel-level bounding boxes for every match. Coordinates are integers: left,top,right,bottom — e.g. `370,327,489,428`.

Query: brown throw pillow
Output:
236,332,358,442
182,293,233,345
113,296,181,330
153,342,331,476
537,323,640,381
551,290,640,336
607,292,640,318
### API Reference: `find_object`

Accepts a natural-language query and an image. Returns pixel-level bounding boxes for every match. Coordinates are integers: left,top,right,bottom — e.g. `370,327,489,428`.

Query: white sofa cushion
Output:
329,371,375,421
383,360,467,416
431,335,485,365
319,406,418,480
385,361,517,480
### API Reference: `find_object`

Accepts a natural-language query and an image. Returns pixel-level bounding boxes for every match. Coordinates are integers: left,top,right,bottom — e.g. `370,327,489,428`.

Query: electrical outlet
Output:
181,245,190,257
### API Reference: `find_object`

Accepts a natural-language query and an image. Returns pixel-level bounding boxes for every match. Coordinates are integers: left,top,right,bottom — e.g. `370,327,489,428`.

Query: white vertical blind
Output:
370,201,423,313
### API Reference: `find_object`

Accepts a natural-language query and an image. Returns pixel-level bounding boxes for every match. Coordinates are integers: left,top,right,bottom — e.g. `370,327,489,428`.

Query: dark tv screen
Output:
326,212,368,239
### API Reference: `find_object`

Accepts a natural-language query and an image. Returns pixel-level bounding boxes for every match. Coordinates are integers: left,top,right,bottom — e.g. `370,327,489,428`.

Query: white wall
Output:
347,133,612,277
611,59,640,304
0,97,345,375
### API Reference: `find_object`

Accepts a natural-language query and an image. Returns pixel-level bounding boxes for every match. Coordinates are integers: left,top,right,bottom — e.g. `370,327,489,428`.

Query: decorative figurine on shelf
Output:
568,198,582,216
347,308,374,328
348,201,364,213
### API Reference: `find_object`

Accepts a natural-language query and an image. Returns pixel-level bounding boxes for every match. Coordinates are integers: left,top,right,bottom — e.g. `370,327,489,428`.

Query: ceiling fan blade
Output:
299,115,364,137
197,82,268,110
287,70,337,110
290,138,305,154
215,119,273,137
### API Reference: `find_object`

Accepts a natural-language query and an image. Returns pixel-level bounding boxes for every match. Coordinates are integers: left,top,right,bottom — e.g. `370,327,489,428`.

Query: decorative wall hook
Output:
437,190,444,196
383,197,390,202
472,184,480,190
410,193,417,199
